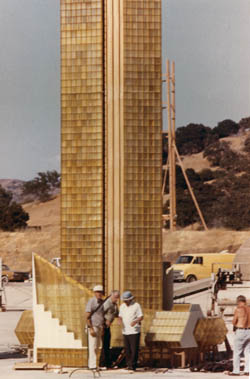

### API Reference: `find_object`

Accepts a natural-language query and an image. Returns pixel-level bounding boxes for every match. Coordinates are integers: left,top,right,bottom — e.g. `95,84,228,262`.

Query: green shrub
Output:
213,119,239,138
199,169,214,182
0,186,29,231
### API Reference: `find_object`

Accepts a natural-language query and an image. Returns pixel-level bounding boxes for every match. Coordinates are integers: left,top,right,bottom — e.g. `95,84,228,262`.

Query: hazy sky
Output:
163,0,250,128
0,0,249,180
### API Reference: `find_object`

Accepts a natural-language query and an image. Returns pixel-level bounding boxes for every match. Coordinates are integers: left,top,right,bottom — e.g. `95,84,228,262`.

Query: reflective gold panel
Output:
60,0,104,288
37,348,88,367
34,254,92,345
60,0,162,309
194,317,228,347
145,304,204,349
15,310,34,348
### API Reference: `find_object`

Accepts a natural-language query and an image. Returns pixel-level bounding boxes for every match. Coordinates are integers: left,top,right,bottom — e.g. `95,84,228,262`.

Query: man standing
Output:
100,290,120,368
230,295,250,376
85,285,105,371
119,291,143,372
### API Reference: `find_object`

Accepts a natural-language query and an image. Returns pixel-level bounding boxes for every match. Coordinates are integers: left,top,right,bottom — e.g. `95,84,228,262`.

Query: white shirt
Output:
119,302,143,335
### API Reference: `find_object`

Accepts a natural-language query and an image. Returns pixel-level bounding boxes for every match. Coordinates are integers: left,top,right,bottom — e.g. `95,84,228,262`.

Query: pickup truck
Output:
2,264,30,285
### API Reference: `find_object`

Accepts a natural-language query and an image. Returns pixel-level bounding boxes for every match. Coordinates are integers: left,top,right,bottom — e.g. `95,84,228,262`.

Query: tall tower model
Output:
61,0,162,309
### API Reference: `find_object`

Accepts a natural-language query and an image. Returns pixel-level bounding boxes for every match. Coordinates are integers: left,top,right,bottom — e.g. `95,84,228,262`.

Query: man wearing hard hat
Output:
119,291,143,372
85,285,120,371
85,285,105,371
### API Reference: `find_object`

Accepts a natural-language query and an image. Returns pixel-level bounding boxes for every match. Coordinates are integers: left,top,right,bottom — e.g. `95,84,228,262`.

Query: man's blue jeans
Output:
233,329,250,374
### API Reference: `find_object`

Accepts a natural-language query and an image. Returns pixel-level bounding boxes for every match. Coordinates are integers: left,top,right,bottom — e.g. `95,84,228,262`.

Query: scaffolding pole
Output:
163,59,208,231
166,60,177,230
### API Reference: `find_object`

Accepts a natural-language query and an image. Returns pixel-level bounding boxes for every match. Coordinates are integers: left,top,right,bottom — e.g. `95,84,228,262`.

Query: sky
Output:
0,0,249,180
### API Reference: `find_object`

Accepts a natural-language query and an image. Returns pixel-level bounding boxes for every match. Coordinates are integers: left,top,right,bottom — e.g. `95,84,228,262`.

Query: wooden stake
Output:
171,61,177,228
166,60,176,230
164,59,207,231
162,156,169,196
174,145,208,231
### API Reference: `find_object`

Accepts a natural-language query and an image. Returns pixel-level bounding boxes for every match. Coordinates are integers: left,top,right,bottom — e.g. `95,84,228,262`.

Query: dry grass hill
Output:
163,229,250,263
0,193,249,271
181,133,250,172
0,196,60,271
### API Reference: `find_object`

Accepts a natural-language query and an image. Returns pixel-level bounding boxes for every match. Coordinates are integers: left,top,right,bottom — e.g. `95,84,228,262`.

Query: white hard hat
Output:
93,285,103,292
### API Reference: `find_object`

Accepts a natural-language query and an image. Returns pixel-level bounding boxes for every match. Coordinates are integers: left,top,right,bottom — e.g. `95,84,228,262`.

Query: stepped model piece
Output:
32,254,92,367
61,0,162,309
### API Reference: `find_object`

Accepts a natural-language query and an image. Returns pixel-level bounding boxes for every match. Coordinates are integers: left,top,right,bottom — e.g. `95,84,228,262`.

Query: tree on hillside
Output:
239,117,250,132
175,123,214,155
203,141,243,171
163,159,250,230
162,116,250,230
173,174,223,228
199,168,215,182
212,119,239,138
0,186,29,231
22,170,60,202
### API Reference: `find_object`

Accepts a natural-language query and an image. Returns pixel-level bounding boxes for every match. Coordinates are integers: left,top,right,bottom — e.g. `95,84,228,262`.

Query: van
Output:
172,253,235,282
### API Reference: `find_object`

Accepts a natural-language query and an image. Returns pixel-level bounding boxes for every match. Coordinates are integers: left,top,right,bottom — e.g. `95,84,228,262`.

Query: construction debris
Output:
190,359,233,373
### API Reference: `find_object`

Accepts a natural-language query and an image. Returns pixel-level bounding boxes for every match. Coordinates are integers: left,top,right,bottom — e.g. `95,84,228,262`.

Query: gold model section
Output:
15,310,34,348
34,254,91,343
146,304,204,348
104,0,162,308
61,0,162,311
194,317,228,347
33,255,92,366
121,0,162,309
60,0,104,289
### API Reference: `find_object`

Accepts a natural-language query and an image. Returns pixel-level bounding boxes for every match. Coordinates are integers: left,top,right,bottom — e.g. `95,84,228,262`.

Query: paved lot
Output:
0,361,234,379
0,283,238,378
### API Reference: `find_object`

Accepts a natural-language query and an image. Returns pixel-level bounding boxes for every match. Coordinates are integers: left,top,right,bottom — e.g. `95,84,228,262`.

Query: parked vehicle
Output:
172,253,235,282
2,264,30,285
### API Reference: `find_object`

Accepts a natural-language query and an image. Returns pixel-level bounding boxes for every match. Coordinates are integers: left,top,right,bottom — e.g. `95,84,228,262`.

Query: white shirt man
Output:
85,285,104,370
119,291,143,372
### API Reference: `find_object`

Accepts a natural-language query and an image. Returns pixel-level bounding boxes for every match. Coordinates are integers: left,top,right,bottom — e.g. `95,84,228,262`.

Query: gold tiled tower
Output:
61,0,104,288
61,0,162,310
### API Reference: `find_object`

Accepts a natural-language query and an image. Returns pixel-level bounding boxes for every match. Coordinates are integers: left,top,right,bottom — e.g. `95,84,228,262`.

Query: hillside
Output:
0,192,249,270
163,229,250,263
0,179,25,203
181,132,250,172
163,127,250,230
0,196,60,271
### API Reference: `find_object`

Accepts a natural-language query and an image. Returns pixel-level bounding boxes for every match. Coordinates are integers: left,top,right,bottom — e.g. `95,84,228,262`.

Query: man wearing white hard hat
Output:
119,291,143,372
85,285,105,371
